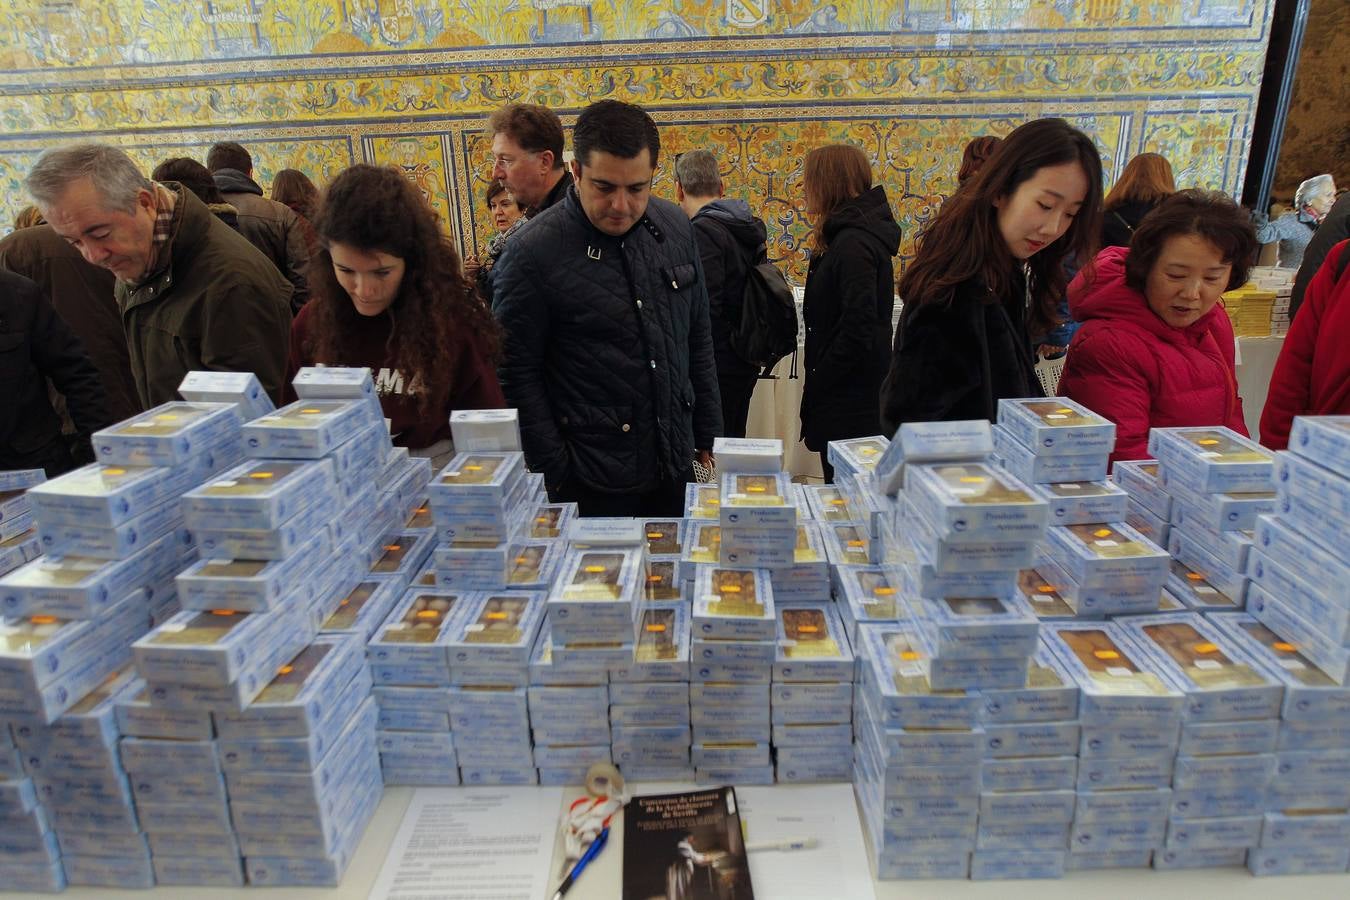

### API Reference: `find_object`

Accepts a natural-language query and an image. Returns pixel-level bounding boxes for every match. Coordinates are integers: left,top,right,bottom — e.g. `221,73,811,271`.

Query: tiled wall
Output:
0,0,1275,281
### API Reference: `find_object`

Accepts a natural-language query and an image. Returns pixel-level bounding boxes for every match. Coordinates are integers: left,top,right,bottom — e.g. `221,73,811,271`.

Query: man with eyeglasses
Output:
474,104,573,305
486,103,571,216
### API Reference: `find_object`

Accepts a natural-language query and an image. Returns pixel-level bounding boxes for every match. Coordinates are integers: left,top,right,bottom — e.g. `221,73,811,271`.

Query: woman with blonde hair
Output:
799,144,901,481
1101,152,1175,248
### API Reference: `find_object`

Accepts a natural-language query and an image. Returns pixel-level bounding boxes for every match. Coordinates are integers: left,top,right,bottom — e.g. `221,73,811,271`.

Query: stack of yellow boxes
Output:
1221,284,1277,338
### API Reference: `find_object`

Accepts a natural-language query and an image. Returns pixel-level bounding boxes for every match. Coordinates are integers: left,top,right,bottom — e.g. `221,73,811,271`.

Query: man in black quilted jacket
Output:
494,100,722,516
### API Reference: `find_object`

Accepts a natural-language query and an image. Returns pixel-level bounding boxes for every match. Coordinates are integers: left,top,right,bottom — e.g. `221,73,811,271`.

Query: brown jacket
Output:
0,224,141,423
213,168,310,310
116,183,293,407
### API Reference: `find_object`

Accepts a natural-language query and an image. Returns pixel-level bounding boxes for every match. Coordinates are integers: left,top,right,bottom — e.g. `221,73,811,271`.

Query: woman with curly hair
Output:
285,164,505,468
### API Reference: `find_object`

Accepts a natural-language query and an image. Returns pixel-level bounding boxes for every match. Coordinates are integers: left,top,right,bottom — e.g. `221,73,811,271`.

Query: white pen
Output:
746,837,818,852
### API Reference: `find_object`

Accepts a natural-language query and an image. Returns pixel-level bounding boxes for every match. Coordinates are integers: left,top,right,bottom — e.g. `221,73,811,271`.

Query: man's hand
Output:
696,449,714,469
463,254,483,279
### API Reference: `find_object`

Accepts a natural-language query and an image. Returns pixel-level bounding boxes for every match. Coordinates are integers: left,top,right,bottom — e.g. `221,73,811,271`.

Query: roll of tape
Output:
585,762,625,798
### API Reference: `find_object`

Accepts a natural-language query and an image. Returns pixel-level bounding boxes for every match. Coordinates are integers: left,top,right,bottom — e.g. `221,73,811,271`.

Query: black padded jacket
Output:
494,187,722,496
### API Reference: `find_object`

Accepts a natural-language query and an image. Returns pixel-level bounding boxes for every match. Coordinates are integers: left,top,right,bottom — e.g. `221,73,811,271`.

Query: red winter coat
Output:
1261,240,1350,450
1058,246,1247,464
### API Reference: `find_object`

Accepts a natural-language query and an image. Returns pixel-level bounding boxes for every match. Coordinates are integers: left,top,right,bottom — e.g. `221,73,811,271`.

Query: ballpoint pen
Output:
551,825,610,900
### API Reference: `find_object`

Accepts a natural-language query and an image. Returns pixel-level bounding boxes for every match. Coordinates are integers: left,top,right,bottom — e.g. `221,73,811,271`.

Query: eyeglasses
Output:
493,151,539,170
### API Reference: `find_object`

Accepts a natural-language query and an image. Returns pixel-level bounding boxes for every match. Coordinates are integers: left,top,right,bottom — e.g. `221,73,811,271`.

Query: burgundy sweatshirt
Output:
286,302,505,450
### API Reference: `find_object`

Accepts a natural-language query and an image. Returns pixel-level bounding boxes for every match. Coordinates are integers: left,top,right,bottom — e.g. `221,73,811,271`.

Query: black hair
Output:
573,100,660,169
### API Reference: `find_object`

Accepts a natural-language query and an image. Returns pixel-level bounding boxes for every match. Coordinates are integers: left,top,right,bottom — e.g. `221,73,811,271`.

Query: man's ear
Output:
136,187,157,214
537,150,554,174
570,158,583,182
675,183,686,202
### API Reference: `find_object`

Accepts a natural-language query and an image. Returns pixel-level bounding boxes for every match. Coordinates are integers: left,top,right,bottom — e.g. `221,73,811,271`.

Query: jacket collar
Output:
121,185,214,309
563,184,665,251
212,168,264,196
530,169,572,217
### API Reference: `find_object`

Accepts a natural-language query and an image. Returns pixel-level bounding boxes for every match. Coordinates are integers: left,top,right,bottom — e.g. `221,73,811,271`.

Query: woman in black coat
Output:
880,119,1104,433
798,145,901,482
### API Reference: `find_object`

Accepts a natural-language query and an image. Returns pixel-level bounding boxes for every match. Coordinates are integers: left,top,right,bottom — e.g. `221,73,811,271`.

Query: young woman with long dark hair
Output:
285,164,504,468
880,118,1103,431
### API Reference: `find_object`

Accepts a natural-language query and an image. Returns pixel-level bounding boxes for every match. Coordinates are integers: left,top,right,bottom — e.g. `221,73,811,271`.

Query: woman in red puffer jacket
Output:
1059,190,1258,464
1261,239,1350,450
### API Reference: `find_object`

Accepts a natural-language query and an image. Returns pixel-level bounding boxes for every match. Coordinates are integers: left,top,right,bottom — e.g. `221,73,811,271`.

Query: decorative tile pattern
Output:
0,1,1275,275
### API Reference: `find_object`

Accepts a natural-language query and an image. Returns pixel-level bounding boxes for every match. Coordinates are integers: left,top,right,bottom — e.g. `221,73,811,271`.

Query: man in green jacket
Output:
26,143,293,407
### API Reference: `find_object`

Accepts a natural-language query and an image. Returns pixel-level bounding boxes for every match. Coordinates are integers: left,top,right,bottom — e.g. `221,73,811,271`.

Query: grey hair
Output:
1295,174,1335,210
674,149,722,198
26,143,152,214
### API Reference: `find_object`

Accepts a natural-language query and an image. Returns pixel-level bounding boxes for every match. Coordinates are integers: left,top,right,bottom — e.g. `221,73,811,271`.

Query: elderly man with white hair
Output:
1254,173,1337,269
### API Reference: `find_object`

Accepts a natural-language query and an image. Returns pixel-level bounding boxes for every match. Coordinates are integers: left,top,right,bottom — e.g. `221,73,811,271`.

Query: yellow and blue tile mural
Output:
0,0,1274,280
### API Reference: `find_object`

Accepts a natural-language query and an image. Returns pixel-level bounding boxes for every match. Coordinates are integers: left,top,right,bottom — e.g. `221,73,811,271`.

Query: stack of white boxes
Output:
367,587,467,786
974,643,1082,873
454,591,547,786
1211,609,1350,876
1040,621,1183,870
290,367,426,565
1115,612,1280,870
531,621,613,785
429,450,532,592
1238,415,1350,874
690,564,776,785
717,469,799,574
10,665,152,889
383,447,524,786
0,469,44,578
216,633,380,887
1112,459,1231,614
1112,459,1173,548
1249,267,1295,335
853,422,1006,877
374,411,542,789
902,449,1055,878
609,599,692,783
853,621,982,879
20,401,243,626
689,453,803,787
125,385,388,887
771,601,854,783
995,398,1169,619
0,719,64,892
1152,427,1273,617
596,519,689,784
128,605,283,888
0,404,242,890
549,530,641,779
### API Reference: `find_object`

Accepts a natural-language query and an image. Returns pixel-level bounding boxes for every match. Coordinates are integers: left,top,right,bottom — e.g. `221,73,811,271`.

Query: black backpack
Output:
730,252,798,372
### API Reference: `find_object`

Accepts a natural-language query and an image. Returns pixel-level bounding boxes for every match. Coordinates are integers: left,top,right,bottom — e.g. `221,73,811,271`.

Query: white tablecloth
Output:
1235,335,1285,439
